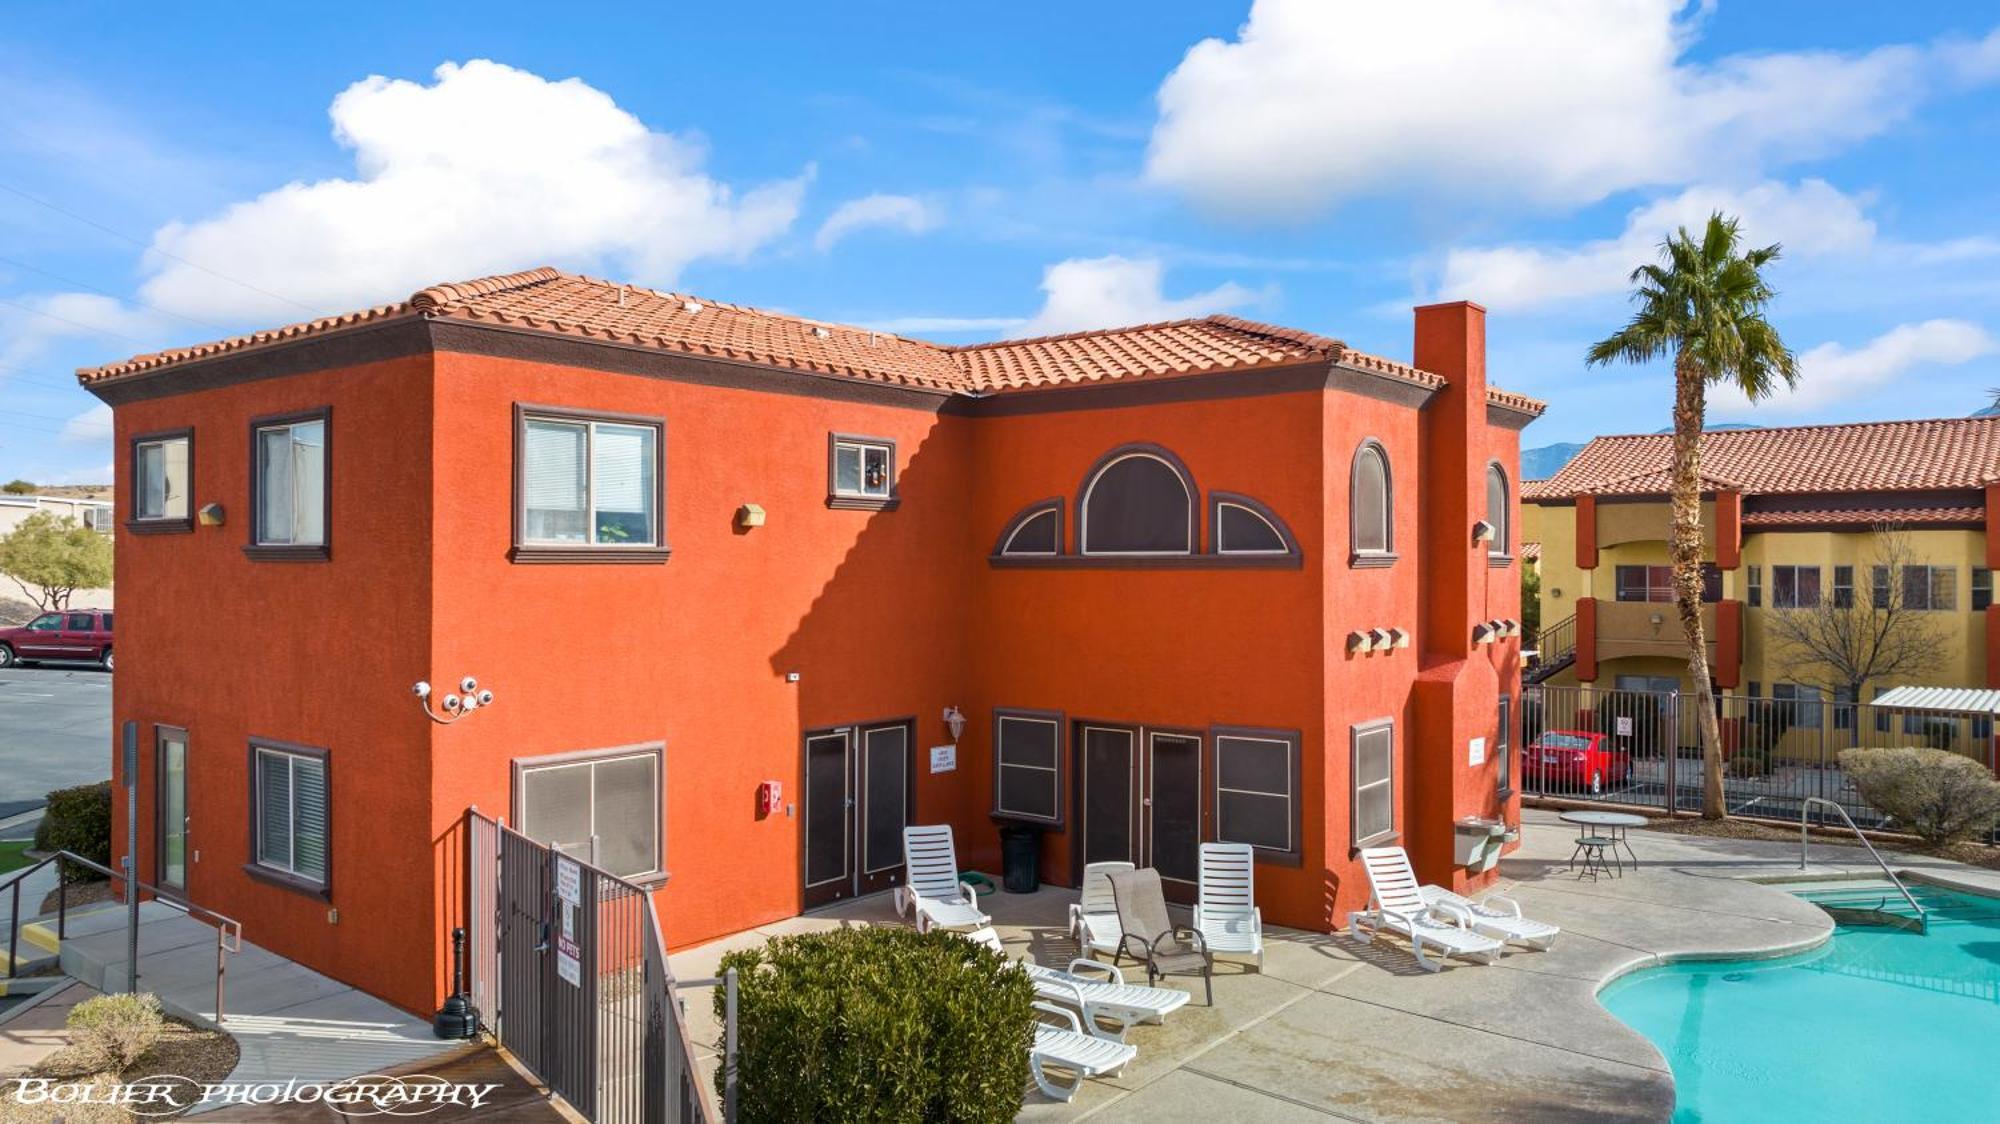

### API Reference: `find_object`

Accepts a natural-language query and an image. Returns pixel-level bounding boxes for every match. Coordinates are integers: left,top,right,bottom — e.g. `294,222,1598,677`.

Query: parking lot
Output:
0,665,112,821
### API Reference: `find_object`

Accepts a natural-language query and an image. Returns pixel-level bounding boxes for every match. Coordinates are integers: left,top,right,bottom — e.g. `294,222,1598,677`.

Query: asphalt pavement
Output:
0,664,112,822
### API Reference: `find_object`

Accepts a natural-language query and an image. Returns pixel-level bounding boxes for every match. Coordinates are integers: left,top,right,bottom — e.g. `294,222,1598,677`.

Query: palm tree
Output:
1586,214,1798,820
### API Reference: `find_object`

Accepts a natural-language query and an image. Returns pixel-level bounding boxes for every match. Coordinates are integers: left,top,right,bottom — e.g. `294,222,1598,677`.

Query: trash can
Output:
998,824,1042,893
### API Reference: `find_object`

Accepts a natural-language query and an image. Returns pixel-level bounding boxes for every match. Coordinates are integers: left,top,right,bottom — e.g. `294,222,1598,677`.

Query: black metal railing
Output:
1525,613,1576,683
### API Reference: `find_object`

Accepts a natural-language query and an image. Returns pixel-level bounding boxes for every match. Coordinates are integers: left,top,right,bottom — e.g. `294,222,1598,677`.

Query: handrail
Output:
1799,797,1928,931
1,850,244,1021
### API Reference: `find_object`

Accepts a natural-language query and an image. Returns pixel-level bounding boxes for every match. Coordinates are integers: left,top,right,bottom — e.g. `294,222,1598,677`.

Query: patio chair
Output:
1348,847,1503,972
895,825,991,934
1421,885,1560,950
1108,867,1213,1004
1068,861,1133,960
963,927,1190,1041
1028,1001,1138,1103
1195,842,1264,970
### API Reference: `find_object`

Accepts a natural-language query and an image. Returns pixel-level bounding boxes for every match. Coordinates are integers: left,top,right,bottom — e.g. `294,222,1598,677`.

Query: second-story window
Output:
131,429,192,531
1615,564,1721,602
826,434,898,510
1975,568,1993,611
1748,565,1763,607
250,410,328,558
1901,565,1957,611
1771,565,1821,609
1350,441,1393,564
1833,566,1854,608
1485,463,1510,562
516,407,665,561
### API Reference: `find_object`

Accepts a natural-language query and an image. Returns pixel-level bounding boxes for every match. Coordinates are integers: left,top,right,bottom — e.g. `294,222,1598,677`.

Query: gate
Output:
466,810,716,1123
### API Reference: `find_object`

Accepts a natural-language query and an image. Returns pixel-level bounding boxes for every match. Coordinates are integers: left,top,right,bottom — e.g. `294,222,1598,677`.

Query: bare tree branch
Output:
1764,524,1950,705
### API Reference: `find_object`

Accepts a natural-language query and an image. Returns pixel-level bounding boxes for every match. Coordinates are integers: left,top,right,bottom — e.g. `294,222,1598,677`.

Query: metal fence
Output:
465,810,717,1123
1521,684,1999,831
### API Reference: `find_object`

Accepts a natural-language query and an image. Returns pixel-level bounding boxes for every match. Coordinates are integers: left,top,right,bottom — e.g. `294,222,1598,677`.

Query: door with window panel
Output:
157,728,189,892
1074,724,1205,903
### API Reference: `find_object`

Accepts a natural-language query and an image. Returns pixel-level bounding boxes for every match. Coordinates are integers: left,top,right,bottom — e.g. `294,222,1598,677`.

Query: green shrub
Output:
35,781,113,883
66,992,164,1072
716,926,1035,1123
1841,746,2000,849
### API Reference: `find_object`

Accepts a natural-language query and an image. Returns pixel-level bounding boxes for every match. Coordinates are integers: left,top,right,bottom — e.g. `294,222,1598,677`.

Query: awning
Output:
1869,686,2000,715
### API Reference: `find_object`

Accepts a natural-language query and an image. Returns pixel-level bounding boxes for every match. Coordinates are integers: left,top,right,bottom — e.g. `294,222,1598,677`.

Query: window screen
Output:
1486,464,1509,557
254,746,328,886
999,505,1060,556
1215,733,1296,855
1351,444,1390,556
1497,696,1512,796
994,714,1061,823
1352,722,1394,847
1081,452,1191,554
1216,503,1287,554
518,750,661,878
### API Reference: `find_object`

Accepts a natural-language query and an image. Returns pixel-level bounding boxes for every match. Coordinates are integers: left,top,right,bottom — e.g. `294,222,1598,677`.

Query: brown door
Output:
1078,724,1139,871
1145,731,1203,904
802,730,852,908
804,720,915,907
855,722,913,896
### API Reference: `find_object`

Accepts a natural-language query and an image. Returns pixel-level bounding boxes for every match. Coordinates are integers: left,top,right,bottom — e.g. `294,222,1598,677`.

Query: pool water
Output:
1599,883,2000,1122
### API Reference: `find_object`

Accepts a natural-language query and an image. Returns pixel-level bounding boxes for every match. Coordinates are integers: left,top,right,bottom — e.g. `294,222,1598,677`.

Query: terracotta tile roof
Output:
75,268,1542,414
1740,504,1985,527
1536,418,2000,498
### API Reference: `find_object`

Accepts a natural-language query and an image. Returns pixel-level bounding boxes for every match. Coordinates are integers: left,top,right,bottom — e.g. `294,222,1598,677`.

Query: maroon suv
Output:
0,609,114,670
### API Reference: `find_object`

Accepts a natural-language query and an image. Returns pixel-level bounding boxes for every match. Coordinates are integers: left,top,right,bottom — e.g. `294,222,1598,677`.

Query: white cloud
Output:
137,60,808,321
1145,0,1992,218
0,293,168,371
59,404,113,445
1435,180,1875,310
1013,256,1258,337
813,194,940,251
1713,319,1999,415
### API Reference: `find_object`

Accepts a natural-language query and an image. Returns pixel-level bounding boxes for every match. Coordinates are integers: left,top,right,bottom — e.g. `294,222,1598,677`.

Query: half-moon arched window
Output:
1211,493,1296,556
994,499,1062,557
1351,441,1393,563
1487,462,1510,560
1079,447,1194,555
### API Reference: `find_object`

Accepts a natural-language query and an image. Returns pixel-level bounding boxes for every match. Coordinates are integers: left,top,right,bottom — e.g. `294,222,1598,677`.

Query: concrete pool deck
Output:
668,809,2000,1121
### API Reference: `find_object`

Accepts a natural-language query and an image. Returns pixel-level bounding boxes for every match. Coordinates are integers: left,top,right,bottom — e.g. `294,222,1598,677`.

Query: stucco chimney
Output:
1413,301,1487,660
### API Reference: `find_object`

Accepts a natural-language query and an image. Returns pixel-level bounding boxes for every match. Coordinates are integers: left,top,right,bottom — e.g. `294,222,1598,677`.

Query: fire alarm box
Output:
758,780,783,816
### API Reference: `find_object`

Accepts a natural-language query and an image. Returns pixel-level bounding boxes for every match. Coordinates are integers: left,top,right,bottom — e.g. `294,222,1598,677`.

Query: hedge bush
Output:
1841,746,2000,849
35,780,112,883
66,992,164,1073
716,926,1035,1123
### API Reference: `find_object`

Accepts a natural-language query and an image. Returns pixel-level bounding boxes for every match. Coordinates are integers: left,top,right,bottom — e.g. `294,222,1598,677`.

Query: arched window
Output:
1211,493,1297,557
1487,462,1510,560
1350,441,1393,564
1079,446,1194,555
994,500,1062,557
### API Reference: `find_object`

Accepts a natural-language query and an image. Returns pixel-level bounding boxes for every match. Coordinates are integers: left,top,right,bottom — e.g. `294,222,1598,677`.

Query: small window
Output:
1496,695,1512,796
516,407,666,560
1214,729,1300,861
250,411,328,557
1079,446,1193,556
827,434,898,511
1748,565,1763,607
1773,683,1821,729
1350,441,1393,563
1615,564,1720,602
252,743,329,890
1976,568,1994,612
100,613,113,632
993,712,1062,824
1833,686,1855,730
1874,686,1893,734
1772,565,1821,609
1485,463,1510,561
1211,493,1297,558
66,613,93,631
132,430,192,530
1352,720,1395,849
516,748,662,880
1834,566,1854,609
1901,565,1957,611
995,501,1062,557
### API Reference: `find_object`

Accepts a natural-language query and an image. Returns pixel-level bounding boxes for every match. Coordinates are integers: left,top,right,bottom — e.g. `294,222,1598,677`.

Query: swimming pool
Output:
1599,882,2000,1121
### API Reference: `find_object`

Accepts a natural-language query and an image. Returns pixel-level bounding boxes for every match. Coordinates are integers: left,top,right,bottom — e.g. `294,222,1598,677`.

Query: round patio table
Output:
1558,810,1645,873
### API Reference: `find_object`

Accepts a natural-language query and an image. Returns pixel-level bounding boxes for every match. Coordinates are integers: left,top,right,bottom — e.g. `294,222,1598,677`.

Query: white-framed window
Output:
1352,720,1395,848
1214,730,1299,859
519,410,662,549
1079,446,1193,556
829,435,895,503
993,712,1062,824
517,748,662,880
1497,695,1512,796
1976,568,1994,611
253,744,329,887
1901,565,1958,611
1773,683,1822,729
133,432,191,524
253,414,327,547
1485,463,1510,560
1772,565,1822,609
1350,441,1392,560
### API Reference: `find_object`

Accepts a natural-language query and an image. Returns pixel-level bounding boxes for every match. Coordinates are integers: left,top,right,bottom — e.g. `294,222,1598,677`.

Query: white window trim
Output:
830,438,894,499
994,714,1062,823
1351,721,1396,849
1215,501,1290,556
1079,452,1193,557
253,746,327,886
1215,733,1295,855
998,507,1060,557
515,748,664,880
522,415,662,549
134,435,189,523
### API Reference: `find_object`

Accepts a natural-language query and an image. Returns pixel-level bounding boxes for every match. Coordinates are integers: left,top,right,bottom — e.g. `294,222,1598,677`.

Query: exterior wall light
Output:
1472,623,1496,645
1348,630,1375,653
942,706,967,741
414,675,495,725
198,502,225,526
1368,627,1393,648
1389,627,1411,648
736,503,766,529
1472,520,1496,544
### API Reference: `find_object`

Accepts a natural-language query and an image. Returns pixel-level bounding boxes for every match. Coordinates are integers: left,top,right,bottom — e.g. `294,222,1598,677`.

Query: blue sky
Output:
3,1,1999,483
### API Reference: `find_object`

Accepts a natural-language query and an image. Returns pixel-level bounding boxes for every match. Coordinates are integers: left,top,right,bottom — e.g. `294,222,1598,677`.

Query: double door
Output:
802,720,914,908
1076,723,1203,902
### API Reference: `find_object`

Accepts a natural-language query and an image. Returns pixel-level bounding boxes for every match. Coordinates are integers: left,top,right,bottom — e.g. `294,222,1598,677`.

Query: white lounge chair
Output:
895,825,991,934
964,927,1189,1041
1028,1001,1137,1102
1349,847,1503,972
1068,861,1132,960
1420,885,1560,950
1195,842,1264,970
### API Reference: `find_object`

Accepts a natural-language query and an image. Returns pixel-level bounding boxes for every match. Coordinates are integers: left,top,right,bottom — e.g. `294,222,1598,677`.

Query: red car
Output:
0,608,114,671
1528,729,1630,795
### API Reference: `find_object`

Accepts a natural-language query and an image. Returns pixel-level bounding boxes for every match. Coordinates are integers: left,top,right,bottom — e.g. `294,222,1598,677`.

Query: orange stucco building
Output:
83,268,1542,1016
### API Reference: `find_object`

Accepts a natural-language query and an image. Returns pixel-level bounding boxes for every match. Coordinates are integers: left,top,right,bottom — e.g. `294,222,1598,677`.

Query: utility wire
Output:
0,295,150,347
0,253,230,334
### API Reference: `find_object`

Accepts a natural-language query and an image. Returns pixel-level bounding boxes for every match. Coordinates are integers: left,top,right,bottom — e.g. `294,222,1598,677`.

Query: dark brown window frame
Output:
511,741,668,886
1496,695,1513,800
155,724,190,890
128,427,194,534
1207,491,1301,559
1076,442,1197,558
511,403,670,564
1210,725,1303,867
825,432,901,511
992,708,1066,827
992,497,1065,557
245,407,332,561
1350,718,1397,853
245,737,331,900
1486,460,1512,568
1349,439,1396,567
